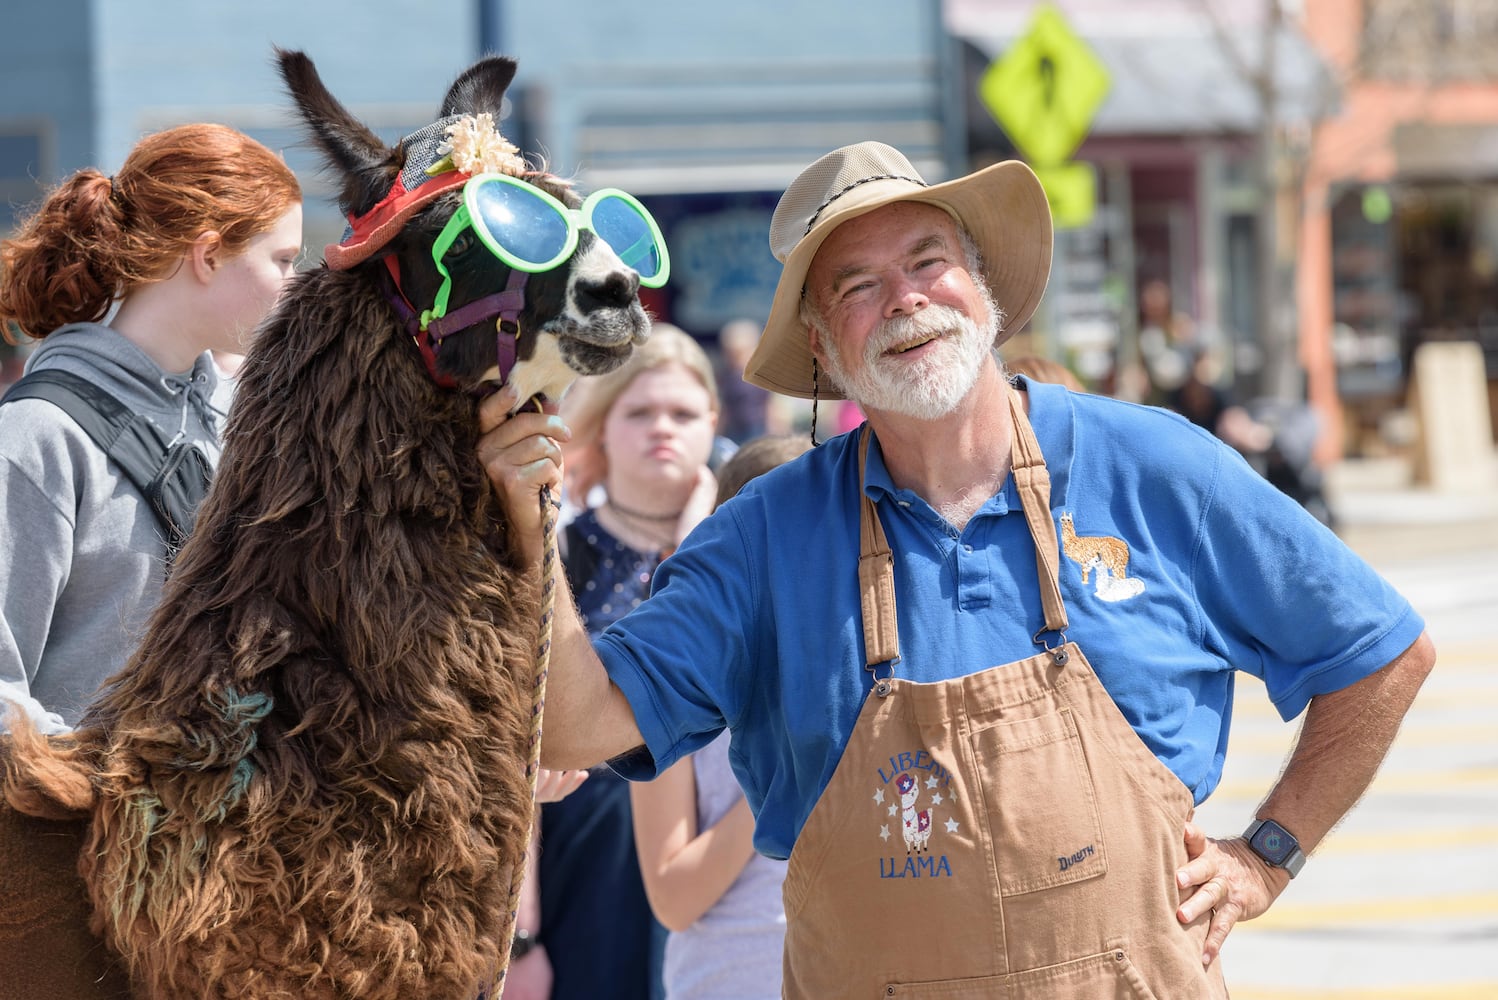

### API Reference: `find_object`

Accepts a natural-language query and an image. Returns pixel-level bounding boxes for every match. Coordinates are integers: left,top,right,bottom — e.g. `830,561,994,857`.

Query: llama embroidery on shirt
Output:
1060,512,1145,603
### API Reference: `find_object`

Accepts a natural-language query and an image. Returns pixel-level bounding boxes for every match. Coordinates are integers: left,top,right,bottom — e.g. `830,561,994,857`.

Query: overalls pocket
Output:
970,705,1108,895
881,944,1159,999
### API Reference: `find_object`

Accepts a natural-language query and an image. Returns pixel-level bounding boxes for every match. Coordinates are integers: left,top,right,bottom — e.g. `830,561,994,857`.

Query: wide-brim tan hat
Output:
745,141,1053,400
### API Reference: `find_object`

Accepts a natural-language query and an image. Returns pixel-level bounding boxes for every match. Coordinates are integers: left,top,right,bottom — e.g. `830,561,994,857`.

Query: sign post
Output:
978,3,1110,228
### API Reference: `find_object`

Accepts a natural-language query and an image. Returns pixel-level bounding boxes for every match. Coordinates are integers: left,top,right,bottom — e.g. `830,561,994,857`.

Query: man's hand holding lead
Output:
477,385,571,567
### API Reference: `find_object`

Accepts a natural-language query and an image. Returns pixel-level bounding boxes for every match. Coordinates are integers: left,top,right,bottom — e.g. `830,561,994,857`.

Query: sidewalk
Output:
1326,453,1498,564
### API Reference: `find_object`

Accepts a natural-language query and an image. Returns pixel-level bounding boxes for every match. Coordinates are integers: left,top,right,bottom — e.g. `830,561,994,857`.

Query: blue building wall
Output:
504,0,949,191
1,0,949,335
500,0,949,333
3,0,482,246
0,0,94,228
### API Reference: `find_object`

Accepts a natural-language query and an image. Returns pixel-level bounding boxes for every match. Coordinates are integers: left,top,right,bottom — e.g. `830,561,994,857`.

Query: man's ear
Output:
189,231,224,284
806,322,828,367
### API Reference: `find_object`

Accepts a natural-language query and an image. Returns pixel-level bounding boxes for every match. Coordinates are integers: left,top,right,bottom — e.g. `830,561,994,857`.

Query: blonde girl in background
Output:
520,324,720,1000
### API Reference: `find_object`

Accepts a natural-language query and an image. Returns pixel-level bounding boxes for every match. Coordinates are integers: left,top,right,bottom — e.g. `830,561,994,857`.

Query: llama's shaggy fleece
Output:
4,270,538,999
0,49,651,1000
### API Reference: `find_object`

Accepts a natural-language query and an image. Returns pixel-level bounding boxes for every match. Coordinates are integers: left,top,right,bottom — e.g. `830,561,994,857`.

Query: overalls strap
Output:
856,386,1069,673
857,426,900,668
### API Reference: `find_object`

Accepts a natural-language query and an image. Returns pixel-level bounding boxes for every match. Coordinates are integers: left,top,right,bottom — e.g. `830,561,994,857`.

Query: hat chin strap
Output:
380,257,526,393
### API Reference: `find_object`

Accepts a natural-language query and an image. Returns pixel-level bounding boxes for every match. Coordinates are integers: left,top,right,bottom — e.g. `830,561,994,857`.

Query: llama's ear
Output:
276,47,397,217
438,56,518,118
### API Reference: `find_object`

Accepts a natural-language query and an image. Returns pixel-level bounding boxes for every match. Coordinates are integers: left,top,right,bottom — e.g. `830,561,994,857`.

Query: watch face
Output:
1251,821,1296,864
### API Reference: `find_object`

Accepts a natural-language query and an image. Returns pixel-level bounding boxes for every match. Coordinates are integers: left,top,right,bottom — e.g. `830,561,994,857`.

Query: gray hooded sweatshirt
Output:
0,323,232,733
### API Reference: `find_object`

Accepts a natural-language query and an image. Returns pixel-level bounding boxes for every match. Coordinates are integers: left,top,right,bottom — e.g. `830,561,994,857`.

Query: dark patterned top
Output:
548,505,668,1000
563,507,662,639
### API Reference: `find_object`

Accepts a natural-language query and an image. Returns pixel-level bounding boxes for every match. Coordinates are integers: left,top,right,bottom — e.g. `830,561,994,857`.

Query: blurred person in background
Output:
1005,353,1085,392
631,433,809,1000
714,318,770,446
0,123,302,734
500,767,591,1000
536,324,721,1000
1163,349,1336,529
1136,277,1201,404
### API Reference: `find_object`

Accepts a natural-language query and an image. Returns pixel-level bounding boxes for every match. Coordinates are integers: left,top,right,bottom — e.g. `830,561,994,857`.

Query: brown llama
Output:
0,48,659,999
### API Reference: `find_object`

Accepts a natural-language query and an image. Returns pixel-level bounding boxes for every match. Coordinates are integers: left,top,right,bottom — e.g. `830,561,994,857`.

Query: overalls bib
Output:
780,391,1230,998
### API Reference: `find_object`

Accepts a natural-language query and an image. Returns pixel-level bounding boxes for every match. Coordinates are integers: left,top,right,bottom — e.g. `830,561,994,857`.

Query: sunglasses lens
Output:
471,180,569,268
591,195,665,282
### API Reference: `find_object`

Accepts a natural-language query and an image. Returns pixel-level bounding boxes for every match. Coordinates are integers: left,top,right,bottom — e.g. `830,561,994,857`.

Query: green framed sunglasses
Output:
426,173,671,323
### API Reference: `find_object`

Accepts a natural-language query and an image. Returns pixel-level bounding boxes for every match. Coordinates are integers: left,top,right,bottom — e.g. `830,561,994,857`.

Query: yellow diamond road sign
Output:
1033,162,1097,229
979,3,1111,166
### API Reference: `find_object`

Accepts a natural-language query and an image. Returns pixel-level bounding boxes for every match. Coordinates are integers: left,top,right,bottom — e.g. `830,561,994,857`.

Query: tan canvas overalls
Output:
780,391,1231,998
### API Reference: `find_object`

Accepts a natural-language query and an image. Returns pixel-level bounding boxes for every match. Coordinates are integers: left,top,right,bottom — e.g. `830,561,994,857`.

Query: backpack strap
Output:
2,369,211,564
3,369,133,451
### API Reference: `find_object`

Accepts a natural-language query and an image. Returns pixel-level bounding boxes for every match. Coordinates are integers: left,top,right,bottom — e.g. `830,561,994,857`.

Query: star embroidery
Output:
926,775,939,789
930,792,944,806
872,788,884,805
880,825,891,842
888,803,898,817
945,818,960,834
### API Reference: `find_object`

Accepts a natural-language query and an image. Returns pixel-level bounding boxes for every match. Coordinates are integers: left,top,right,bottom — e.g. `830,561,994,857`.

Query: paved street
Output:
1194,460,1498,999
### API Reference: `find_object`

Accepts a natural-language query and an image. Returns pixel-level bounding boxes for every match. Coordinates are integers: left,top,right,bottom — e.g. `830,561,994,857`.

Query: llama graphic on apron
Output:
895,772,931,853
872,754,961,877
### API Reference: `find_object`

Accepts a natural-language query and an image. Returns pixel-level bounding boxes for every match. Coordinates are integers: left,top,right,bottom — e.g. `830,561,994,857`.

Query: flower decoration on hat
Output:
431,113,528,178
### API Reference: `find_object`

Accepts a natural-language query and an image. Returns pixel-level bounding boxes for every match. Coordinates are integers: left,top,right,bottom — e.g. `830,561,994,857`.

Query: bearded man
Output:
479,142,1434,998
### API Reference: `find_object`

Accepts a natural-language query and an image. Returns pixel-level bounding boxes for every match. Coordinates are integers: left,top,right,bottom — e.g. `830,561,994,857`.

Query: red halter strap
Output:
381,257,527,393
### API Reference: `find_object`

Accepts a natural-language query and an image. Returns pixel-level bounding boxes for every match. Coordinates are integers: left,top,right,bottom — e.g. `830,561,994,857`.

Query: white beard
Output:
819,292,1002,421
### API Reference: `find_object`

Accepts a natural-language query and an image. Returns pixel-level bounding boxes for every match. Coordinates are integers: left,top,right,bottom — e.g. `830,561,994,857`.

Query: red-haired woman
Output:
0,123,302,734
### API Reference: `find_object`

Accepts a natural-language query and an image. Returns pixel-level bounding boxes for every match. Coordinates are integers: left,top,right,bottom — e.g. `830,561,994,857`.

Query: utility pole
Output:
477,0,503,57
1201,0,1300,402
1258,3,1306,404
1255,0,1300,402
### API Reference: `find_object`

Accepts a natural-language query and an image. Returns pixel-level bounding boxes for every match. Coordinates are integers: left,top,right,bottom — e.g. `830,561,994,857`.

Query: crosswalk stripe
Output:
1212,765,1498,801
1229,722,1495,754
1238,891,1498,929
1318,826,1498,854
1226,686,1498,723
1228,984,1498,1000
1409,689,1498,710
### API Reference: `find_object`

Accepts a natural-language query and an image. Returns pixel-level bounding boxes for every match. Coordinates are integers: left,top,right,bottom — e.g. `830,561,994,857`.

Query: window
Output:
1362,0,1498,82
0,125,51,233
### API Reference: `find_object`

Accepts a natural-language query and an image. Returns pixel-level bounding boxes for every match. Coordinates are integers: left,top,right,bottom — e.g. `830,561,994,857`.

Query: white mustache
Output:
870,305,974,356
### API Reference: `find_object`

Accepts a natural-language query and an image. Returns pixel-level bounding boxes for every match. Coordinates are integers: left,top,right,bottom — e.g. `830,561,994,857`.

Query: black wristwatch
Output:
511,927,536,960
1243,818,1306,878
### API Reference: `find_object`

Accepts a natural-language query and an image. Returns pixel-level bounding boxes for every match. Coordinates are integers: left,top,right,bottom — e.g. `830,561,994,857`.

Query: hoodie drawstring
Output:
163,372,221,448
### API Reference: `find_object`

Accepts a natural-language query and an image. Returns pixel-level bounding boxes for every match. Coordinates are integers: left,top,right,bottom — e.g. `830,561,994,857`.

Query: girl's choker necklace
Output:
606,498,682,523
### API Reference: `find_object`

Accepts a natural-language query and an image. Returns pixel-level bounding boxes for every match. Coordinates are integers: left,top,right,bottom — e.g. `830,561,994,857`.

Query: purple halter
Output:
382,258,527,393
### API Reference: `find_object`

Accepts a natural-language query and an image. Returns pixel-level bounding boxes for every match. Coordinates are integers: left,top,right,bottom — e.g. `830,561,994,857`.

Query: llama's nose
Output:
575,268,640,314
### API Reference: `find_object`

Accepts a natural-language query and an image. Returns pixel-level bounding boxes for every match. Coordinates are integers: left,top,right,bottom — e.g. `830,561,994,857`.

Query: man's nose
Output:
884,274,929,317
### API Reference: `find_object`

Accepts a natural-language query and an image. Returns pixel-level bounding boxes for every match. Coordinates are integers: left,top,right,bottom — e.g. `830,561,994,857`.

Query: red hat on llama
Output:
324,113,529,271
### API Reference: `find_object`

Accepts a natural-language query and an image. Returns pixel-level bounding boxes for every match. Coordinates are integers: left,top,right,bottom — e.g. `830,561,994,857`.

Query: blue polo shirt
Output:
596,379,1424,860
